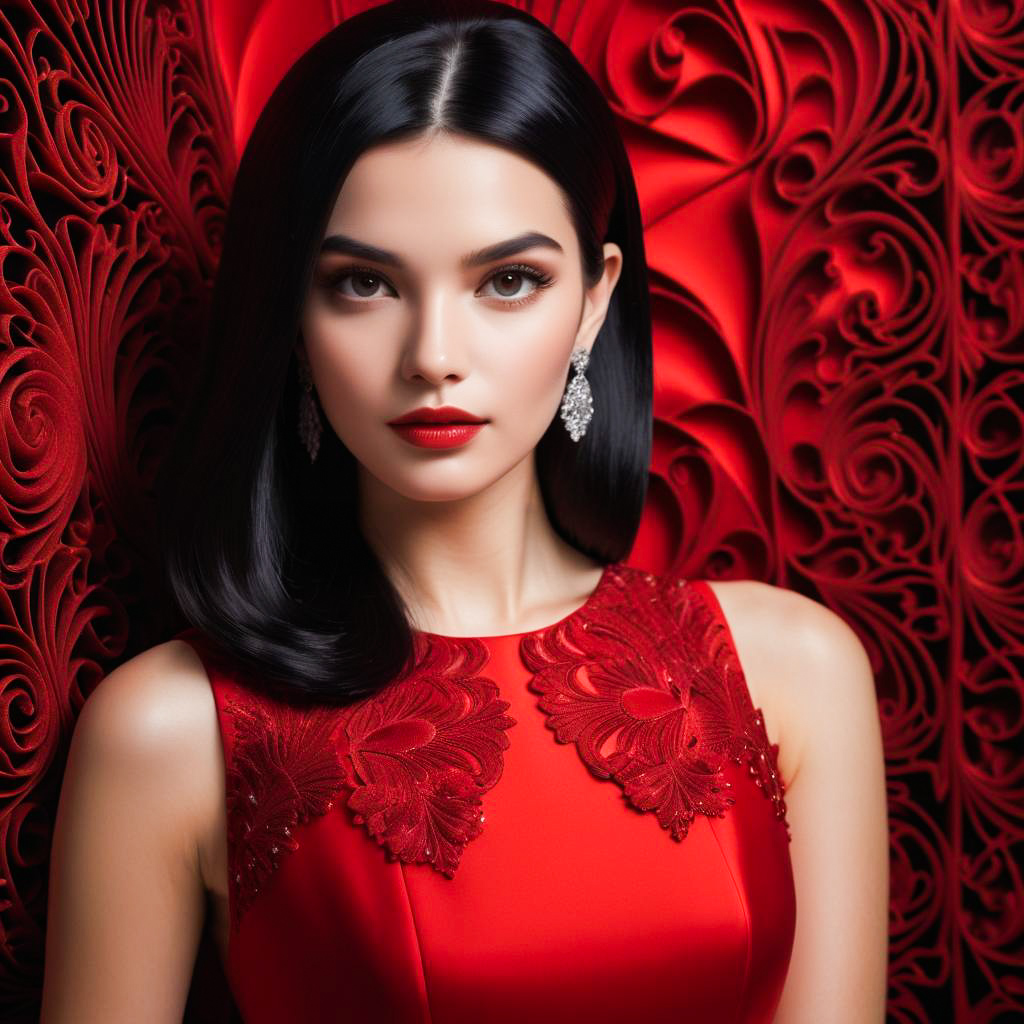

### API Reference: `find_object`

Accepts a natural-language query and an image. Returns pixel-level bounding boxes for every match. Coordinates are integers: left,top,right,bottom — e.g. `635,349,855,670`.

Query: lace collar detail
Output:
218,564,789,931
520,567,789,841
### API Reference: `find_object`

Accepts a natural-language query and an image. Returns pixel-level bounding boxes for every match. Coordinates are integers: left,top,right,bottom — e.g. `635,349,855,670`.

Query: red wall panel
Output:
0,1,1020,1020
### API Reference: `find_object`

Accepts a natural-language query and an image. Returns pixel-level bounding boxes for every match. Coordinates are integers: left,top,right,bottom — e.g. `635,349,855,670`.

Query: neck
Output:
356,452,602,637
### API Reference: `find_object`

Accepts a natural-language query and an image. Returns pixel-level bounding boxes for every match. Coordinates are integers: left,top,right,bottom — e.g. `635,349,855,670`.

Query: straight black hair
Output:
156,0,653,702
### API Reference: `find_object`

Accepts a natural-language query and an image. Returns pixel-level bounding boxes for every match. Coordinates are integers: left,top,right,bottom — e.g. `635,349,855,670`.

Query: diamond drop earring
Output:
297,354,322,463
559,346,594,442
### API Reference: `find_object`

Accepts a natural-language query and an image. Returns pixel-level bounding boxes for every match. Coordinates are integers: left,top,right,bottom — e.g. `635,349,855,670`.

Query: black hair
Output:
156,0,652,701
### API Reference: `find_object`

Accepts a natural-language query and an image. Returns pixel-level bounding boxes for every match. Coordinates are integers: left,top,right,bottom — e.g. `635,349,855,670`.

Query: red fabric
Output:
178,563,795,1023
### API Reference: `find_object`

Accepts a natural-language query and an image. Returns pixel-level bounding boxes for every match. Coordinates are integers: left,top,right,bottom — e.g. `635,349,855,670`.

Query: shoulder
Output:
699,581,889,1017
71,638,224,870
43,641,225,1019
702,578,870,671
701,579,876,786
76,638,219,761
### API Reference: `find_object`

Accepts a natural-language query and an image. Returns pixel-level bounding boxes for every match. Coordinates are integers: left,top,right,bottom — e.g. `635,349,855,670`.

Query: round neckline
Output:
411,561,619,642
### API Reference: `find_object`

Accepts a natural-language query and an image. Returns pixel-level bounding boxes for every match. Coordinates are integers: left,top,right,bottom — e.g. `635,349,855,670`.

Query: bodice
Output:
178,562,795,1023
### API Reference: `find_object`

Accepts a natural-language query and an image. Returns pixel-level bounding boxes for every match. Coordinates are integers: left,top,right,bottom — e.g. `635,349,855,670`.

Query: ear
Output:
574,242,624,355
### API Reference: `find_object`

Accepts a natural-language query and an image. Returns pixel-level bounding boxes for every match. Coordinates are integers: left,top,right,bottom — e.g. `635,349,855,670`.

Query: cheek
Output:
484,299,580,416
300,307,392,430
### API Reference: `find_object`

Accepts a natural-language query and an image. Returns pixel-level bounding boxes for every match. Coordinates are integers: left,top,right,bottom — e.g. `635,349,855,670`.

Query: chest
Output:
205,698,795,1024
198,575,790,975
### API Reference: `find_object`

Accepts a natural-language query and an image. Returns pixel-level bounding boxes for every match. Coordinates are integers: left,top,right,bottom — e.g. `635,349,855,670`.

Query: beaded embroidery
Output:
222,696,348,929
216,564,789,930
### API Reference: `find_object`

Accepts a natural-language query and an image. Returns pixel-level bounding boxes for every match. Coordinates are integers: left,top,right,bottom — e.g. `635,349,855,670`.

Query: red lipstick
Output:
387,405,489,449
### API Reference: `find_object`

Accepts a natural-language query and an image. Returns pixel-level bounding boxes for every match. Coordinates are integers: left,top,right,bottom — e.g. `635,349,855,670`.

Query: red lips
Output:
387,405,487,425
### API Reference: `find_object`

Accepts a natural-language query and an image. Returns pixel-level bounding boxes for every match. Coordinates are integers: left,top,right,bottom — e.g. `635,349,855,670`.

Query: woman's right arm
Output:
40,641,222,1023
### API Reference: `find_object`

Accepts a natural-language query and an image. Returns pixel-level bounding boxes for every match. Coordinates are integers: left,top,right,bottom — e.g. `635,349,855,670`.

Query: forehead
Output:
324,133,574,248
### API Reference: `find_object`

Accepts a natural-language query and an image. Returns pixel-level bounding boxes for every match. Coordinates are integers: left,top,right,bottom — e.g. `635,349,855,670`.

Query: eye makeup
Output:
317,261,556,310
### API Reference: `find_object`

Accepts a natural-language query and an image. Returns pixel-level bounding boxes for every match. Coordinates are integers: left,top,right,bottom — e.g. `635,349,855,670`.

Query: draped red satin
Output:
179,564,795,1023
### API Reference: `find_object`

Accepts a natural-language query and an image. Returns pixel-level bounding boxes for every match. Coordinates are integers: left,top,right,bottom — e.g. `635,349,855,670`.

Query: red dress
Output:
177,562,796,1023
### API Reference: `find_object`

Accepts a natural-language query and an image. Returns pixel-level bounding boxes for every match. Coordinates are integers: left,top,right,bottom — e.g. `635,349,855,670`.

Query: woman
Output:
41,1,889,1021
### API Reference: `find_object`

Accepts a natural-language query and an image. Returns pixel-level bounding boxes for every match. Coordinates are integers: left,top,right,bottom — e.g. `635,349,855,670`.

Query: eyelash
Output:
324,262,555,309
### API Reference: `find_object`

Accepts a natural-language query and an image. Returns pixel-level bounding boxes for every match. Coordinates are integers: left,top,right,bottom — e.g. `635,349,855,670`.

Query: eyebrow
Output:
318,230,564,268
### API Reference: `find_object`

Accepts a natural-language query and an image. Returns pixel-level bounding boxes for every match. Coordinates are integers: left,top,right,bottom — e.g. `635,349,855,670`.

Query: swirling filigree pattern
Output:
0,0,233,1020
0,1,1019,1022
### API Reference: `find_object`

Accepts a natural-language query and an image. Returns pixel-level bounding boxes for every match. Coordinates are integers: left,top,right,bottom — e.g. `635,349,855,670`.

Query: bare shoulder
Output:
82,635,211,714
702,580,889,1020
704,579,876,787
77,638,219,776
72,637,224,878
703,578,870,669
42,639,225,1021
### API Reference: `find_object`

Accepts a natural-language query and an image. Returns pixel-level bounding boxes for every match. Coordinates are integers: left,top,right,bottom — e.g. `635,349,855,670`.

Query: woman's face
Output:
299,132,622,503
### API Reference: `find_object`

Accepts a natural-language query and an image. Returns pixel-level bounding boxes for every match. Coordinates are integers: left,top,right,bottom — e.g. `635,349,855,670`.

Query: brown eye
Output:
479,263,555,307
326,266,397,300
348,271,385,297
493,271,526,297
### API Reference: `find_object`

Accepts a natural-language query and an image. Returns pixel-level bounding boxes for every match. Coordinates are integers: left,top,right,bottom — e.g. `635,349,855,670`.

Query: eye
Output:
319,261,555,308
478,264,555,308
326,266,397,300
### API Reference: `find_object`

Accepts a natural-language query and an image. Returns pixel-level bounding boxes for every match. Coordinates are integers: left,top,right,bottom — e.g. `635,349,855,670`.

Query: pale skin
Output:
41,131,890,1022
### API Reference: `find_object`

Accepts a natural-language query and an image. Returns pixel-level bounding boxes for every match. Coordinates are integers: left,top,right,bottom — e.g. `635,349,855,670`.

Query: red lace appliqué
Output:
222,635,517,926
335,634,517,878
222,696,349,929
520,566,790,843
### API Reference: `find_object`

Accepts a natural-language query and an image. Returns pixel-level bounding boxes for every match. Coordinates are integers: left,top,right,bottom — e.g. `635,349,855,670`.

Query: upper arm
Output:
41,640,223,1024
710,580,889,1024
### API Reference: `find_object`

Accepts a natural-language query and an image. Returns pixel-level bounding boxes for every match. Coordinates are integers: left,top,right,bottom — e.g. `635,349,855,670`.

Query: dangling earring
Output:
297,354,322,463
559,346,593,442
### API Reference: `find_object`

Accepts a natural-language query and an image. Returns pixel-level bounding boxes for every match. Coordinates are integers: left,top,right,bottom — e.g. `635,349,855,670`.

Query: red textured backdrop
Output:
0,1,1021,1021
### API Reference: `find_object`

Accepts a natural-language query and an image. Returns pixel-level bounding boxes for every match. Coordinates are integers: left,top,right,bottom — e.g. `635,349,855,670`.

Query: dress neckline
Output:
410,560,619,642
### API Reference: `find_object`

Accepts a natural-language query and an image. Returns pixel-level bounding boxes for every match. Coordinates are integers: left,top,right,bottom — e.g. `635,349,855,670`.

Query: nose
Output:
399,288,468,386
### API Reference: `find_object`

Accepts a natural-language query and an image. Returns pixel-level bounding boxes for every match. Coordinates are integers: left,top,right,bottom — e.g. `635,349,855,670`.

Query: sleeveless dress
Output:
176,561,796,1024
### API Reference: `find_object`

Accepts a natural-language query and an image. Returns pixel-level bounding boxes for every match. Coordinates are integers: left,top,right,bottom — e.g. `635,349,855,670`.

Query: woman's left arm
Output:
712,581,890,1023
